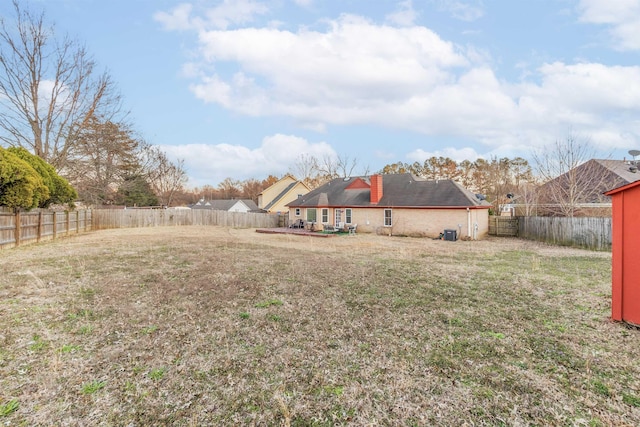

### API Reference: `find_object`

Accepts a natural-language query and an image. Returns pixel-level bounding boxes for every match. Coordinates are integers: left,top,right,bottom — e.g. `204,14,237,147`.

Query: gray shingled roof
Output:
287,174,490,208
594,159,640,184
540,159,640,202
263,181,298,211
191,199,259,211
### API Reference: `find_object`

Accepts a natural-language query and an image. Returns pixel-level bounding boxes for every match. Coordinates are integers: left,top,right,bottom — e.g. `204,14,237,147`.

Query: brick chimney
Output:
370,174,383,204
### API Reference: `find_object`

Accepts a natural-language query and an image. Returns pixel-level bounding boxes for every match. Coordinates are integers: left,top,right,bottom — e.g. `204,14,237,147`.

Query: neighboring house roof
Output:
605,179,640,196
259,175,311,212
594,159,640,184
263,181,299,211
286,174,491,208
540,159,640,203
191,199,259,211
242,199,260,211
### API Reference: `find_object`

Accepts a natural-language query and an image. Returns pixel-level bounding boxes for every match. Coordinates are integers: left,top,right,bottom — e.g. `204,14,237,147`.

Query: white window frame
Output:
384,209,392,227
306,208,317,222
335,209,342,225
295,208,301,217
321,208,329,223
345,208,352,224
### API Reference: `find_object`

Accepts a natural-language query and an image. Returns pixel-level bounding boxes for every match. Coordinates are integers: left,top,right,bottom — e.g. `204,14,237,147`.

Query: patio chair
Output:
290,219,305,229
348,224,357,235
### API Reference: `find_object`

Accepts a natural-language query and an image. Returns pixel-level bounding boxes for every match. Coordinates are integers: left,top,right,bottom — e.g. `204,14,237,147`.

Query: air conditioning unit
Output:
444,229,457,241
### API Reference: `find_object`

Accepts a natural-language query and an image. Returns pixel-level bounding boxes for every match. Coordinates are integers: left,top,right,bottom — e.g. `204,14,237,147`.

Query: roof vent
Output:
629,150,640,173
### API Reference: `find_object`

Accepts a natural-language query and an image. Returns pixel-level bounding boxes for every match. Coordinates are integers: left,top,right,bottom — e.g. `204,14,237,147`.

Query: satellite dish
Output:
629,149,640,157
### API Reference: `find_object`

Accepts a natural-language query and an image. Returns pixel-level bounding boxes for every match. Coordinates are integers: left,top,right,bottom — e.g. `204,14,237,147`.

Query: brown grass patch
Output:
0,226,637,425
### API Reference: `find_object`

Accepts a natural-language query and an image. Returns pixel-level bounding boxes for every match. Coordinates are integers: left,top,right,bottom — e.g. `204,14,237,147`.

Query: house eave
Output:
288,204,491,209
605,179,640,196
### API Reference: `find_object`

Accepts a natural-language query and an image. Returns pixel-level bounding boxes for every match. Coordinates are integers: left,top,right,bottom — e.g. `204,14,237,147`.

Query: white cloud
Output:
528,62,640,112
407,147,482,163
154,3,197,31
204,0,269,30
158,134,335,186
578,0,640,50
154,0,269,31
386,1,418,27
160,6,640,160
434,0,485,22
190,14,468,123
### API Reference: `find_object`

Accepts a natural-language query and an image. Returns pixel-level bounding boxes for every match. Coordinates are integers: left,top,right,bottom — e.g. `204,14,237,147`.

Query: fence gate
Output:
277,212,289,227
489,216,519,237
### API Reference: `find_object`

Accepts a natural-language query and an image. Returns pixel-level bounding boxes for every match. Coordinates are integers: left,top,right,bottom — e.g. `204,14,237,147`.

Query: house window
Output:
306,208,317,222
384,209,392,227
321,208,329,223
295,208,301,217
335,209,342,225
345,208,352,224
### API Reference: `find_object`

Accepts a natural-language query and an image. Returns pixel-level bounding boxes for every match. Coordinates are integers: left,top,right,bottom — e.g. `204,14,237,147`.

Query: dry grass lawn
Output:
0,226,638,426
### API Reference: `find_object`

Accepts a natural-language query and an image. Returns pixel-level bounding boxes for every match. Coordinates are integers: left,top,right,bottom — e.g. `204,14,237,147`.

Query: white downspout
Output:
467,208,471,238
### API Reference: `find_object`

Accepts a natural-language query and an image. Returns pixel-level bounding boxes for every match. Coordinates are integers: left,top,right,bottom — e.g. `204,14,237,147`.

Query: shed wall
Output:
611,183,640,324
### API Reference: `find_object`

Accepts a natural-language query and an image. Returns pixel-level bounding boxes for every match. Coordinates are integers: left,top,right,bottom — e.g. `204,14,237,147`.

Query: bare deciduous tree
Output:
318,154,363,179
533,133,611,217
290,153,367,189
289,153,322,189
139,145,187,207
218,177,242,199
317,154,340,181
0,0,121,169
241,178,263,204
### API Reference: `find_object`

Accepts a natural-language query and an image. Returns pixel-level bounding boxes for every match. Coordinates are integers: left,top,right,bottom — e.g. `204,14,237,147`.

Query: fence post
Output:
66,211,70,236
37,211,44,242
52,211,57,240
15,211,21,247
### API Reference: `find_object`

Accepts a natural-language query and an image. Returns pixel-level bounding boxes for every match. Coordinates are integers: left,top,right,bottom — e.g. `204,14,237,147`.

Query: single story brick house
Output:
286,173,491,239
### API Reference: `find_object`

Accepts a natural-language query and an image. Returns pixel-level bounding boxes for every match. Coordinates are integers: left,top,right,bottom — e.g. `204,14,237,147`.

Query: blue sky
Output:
18,0,640,187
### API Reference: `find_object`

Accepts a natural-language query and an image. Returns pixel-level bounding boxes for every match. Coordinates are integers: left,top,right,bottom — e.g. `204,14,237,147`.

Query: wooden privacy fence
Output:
0,210,93,249
489,217,519,237
517,216,611,251
92,208,280,230
490,215,612,250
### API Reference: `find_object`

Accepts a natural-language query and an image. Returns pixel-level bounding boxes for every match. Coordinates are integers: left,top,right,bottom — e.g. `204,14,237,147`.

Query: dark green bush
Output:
0,147,50,210
7,147,77,208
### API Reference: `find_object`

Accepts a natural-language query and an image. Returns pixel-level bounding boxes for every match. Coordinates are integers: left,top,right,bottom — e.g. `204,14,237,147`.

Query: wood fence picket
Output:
489,215,611,250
